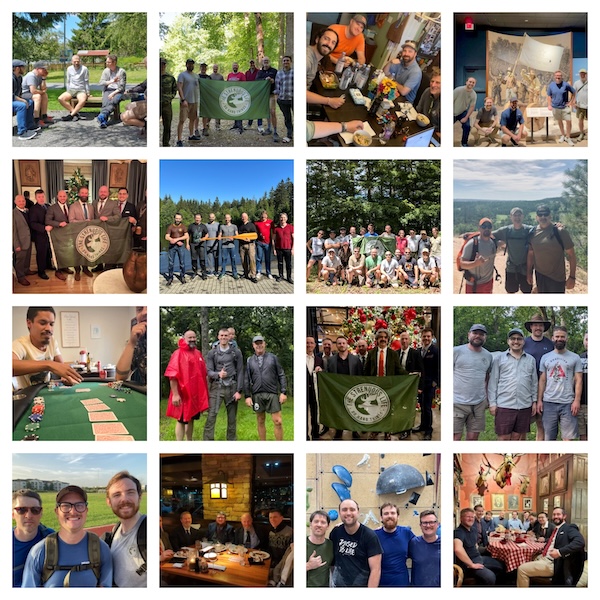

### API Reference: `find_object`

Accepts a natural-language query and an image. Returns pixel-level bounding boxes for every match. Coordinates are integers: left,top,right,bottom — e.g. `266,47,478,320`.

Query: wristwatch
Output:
341,122,347,133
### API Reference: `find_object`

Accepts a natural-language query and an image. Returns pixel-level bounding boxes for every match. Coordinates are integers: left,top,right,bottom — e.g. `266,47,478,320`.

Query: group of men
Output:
161,55,294,147
164,211,293,285
453,315,587,441
307,226,441,289
13,471,147,587
454,505,585,587
164,328,288,441
458,205,576,294
454,69,587,146
307,325,439,441
13,185,141,286
307,500,440,587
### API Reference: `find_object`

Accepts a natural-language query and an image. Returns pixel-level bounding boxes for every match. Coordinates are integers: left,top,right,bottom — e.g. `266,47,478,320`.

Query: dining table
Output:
309,75,438,147
161,549,271,587
487,535,545,572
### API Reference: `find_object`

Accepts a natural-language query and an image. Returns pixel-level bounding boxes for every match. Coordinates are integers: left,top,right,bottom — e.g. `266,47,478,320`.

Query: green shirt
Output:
492,224,534,273
307,537,334,587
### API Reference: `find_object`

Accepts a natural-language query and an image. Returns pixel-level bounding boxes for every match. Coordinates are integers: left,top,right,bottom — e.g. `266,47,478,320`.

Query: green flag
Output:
199,79,270,120
318,373,419,432
48,218,132,268
356,235,396,255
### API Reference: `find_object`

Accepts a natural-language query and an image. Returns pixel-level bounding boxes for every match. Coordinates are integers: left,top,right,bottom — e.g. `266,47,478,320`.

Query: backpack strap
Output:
42,532,101,587
136,515,147,575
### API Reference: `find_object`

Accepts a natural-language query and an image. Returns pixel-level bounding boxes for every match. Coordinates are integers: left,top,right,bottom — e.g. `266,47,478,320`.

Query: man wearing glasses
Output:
12,489,54,587
408,510,440,587
459,217,498,294
22,485,113,587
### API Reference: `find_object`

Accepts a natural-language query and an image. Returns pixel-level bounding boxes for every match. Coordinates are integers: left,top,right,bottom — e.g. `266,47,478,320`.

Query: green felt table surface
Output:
13,381,146,441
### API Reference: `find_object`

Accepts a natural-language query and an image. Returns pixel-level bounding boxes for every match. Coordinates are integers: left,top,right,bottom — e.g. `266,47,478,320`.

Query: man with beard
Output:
500,96,527,146
68,187,96,280
165,330,209,441
164,213,188,285
186,213,208,280
207,512,235,544
238,212,258,283
409,509,441,587
374,503,414,586
255,56,278,139
116,306,147,385
453,76,477,146
307,28,345,109
103,471,147,587
274,56,293,142
13,307,83,390
416,70,441,138
517,508,585,587
453,324,493,441
383,40,423,104
459,217,497,294
538,326,582,441
91,185,120,272
307,510,333,587
227,62,246,133
176,59,200,146
472,97,499,146
330,499,382,587
205,213,220,276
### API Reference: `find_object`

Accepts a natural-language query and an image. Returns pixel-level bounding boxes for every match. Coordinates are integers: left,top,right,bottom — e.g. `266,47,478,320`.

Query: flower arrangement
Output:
377,77,400,101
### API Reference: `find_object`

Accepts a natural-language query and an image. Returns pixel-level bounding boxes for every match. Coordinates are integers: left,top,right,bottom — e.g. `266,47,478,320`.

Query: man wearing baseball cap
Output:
574,68,587,142
22,485,113,587
13,60,41,140
500,96,527,146
383,39,423,104
458,217,498,293
488,328,538,440
244,335,288,440
329,15,367,67
21,61,54,127
453,324,493,440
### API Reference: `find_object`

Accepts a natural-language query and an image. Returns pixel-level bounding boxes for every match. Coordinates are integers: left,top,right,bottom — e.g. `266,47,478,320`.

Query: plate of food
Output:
249,550,270,561
319,71,339,89
353,130,372,146
416,113,431,128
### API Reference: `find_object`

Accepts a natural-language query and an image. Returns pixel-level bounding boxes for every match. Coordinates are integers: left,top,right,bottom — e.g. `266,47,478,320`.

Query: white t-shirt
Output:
111,514,147,587
12,335,61,390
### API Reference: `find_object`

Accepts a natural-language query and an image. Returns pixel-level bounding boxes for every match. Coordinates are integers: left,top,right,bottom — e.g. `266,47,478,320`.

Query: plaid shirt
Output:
275,68,293,101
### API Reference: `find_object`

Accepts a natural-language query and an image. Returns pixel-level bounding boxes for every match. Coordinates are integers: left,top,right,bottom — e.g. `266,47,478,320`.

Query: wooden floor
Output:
13,269,96,294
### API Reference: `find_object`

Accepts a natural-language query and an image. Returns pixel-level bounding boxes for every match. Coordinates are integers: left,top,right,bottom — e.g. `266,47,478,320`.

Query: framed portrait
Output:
539,473,550,496
553,494,563,508
19,160,41,187
109,162,129,189
552,464,567,492
492,493,505,510
60,311,80,348
471,494,483,508
508,494,519,511
523,497,533,511
543,497,549,513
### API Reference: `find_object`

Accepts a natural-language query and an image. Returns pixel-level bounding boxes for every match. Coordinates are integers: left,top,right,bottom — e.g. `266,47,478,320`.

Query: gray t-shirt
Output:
475,105,497,124
110,515,147,587
21,71,43,99
453,85,477,116
461,236,496,284
177,70,199,103
307,46,320,89
219,223,238,248
540,350,582,404
453,344,493,405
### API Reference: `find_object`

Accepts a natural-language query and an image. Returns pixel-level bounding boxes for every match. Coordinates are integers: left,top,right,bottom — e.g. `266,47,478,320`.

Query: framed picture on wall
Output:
471,494,483,507
540,473,550,496
553,494,563,508
523,497,533,511
543,497,549,512
508,494,519,510
553,464,567,492
109,162,129,189
492,493,505,510
19,160,41,187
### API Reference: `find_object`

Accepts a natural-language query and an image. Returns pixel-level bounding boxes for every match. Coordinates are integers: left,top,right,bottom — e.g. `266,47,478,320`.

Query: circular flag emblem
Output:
343,383,391,424
219,86,252,116
76,225,110,261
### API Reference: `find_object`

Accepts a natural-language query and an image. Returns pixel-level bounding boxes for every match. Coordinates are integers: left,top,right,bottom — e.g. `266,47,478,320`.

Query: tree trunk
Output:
285,13,293,59
255,13,264,63
201,307,210,355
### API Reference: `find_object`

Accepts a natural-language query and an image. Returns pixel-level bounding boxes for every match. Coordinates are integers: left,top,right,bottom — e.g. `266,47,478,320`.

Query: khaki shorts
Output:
577,404,588,437
454,401,487,436
576,107,587,119
123,101,147,120
179,101,198,123
552,107,571,121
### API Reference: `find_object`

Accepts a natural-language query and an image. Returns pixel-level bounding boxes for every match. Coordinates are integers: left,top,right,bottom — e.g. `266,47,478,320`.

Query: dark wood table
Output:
161,551,271,587
310,78,437,146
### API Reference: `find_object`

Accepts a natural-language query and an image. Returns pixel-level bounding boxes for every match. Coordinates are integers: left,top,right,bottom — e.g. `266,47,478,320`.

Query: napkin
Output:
340,121,376,144
208,563,226,571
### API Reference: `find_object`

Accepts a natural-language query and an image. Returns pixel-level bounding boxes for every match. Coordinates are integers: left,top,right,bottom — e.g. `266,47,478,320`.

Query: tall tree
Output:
69,13,110,53
254,13,265,63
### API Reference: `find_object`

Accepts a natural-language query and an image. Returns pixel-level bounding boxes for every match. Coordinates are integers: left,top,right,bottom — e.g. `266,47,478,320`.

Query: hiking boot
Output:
273,132,281,142
176,140,183,147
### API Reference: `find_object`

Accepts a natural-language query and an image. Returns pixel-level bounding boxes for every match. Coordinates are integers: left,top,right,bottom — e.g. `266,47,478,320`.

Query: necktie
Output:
186,529,190,536
62,204,68,221
83,203,88,219
400,351,405,367
361,356,366,369
378,350,384,376
98,200,104,214
119,201,125,214
245,530,251,548
542,527,557,556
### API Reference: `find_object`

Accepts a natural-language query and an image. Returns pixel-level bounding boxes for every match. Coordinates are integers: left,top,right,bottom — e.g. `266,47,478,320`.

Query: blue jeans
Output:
13,99,35,134
255,241,271,275
542,401,578,440
220,246,238,276
100,91,123,120
168,244,185,278
454,109,471,146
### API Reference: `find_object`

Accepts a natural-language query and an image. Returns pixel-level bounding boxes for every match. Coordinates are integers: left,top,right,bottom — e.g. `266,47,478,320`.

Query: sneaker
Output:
282,137,291,143
18,130,37,140
256,273,262,280
510,138,518,146
262,128,273,136
42,115,55,123
218,274,225,280
258,126,265,134
461,143,468,147
577,133,585,142
233,274,239,280
62,114,74,121
176,140,183,147
566,137,574,146
194,129,200,137
37,119,52,128
74,114,86,121
558,135,566,143
28,126,42,132
97,114,107,128
243,125,251,130
202,128,209,136
273,132,281,142
267,274,274,280
207,272,215,277
188,134,201,141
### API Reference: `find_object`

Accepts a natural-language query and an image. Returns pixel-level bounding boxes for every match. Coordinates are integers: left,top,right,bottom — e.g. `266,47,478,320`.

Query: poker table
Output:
13,380,146,441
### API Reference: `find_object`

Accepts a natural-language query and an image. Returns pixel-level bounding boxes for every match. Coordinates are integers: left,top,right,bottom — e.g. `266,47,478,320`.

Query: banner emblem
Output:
76,225,110,261
219,86,252,116
344,383,390,424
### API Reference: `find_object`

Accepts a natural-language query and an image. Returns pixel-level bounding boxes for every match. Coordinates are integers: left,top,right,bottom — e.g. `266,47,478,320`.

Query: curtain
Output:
92,160,108,200
127,160,147,209
45,160,64,203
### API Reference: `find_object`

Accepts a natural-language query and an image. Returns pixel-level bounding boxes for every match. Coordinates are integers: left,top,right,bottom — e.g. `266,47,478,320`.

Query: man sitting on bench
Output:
58,54,90,121
97,54,126,129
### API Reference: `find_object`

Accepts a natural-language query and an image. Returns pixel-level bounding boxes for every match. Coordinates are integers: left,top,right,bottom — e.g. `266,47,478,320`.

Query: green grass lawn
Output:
459,412,562,441
13,492,148,531
47,68,146,85
159,396,294,441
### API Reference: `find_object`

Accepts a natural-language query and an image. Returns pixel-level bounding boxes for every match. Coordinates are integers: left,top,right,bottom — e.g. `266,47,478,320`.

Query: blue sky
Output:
454,160,582,200
13,454,147,487
160,160,293,202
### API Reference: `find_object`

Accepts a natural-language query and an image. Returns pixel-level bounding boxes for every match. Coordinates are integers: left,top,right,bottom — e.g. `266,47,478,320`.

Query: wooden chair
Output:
453,564,464,587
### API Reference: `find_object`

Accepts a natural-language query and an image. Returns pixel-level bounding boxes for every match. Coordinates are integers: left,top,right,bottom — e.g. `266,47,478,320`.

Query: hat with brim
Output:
56,485,88,504
524,314,551,332
402,40,417,52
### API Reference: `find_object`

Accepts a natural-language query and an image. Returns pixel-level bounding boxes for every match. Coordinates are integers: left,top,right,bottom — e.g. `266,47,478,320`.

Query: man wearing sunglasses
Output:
459,218,498,294
13,489,54,587
22,485,113,587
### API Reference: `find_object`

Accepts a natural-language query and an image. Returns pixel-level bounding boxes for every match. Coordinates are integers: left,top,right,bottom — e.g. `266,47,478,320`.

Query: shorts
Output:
308,254,324,262
250,392,281,414
123,101,147,119
576,107,587,119
67,89,87,98
179,101,198,123
505,270,532,294
494,406,531,435
552,107,571,122
465,278,494,294
177,412,201,424
534,271,565,294
433,255,441,268
454,401,487,436
577,404,588,437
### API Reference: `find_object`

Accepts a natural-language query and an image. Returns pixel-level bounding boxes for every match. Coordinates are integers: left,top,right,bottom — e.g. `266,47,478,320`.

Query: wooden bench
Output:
69,95,121,120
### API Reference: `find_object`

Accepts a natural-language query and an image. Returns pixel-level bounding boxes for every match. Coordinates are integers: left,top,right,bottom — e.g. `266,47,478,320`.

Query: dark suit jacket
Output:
307,354,323,395
169,525,203,551
28,203,48,241
364,347,402,376
207,521,235,544
422,343,440,384
233,523,269,549
118,201,138,222
45,202,71,227
552,522,586,585
532,521,555,541
398,347,424,377
326,353,362,375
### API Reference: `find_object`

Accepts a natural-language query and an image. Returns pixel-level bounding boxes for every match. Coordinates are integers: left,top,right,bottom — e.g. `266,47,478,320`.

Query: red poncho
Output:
164,338,209,421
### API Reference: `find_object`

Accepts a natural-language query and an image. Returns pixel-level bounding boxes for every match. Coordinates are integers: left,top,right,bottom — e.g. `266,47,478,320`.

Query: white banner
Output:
519,33,564,73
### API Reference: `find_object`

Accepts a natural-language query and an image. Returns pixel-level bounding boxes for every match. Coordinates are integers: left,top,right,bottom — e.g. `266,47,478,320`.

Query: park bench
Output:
69,95,121,120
